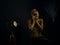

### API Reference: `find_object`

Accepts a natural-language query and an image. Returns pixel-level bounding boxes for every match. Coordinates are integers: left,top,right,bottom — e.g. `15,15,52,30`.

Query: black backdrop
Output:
0,0,59,45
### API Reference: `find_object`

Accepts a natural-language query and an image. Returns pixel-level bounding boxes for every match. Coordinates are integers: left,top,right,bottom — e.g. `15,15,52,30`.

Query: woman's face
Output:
32,11,39,19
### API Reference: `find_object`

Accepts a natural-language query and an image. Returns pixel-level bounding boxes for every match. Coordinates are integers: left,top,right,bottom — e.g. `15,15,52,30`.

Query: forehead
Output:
32,9,38,12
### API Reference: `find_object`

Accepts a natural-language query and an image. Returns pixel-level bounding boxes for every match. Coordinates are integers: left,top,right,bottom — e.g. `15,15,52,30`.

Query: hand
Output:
32,16,35,20
36,19,39,23
32,16,36,23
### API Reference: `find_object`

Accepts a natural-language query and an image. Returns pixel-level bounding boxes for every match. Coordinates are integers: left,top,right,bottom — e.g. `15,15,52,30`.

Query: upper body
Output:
28,9,44,38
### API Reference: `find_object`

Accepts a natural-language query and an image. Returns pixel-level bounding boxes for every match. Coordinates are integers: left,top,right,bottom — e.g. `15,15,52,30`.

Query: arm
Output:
28,20,35,31
36,19,43,30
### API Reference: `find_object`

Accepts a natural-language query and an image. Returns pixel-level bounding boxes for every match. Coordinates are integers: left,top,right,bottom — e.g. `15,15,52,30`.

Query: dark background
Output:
0,0,59,45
